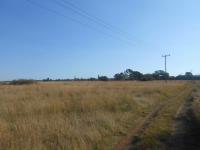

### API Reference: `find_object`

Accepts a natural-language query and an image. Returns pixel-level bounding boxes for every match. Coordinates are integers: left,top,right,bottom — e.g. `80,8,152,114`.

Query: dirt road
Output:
167,96,200,149
114,84,200,150
114,99,170,150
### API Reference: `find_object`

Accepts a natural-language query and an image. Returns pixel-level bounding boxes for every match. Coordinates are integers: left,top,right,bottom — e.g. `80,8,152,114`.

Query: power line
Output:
58,0,159,49
25,0,91,29
25,0,135,46
55,0,136,42
51,0,137,45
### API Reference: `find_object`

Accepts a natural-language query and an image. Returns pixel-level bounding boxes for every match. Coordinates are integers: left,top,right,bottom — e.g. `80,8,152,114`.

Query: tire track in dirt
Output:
114,88,190,150
167,95,200,150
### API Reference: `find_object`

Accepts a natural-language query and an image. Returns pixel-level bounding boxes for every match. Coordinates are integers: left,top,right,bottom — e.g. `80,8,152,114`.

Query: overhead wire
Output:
54,0,137,43
56,0,162,50
25,0,136,46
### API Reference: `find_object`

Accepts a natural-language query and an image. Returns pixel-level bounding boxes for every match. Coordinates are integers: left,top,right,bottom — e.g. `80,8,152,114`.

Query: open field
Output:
0,81,195,150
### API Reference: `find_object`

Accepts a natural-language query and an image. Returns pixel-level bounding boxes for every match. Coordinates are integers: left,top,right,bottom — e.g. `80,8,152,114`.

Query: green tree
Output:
114,73,125,80
153,70,169,80
98,76,108,81
124,69,143,80
185,72,193,80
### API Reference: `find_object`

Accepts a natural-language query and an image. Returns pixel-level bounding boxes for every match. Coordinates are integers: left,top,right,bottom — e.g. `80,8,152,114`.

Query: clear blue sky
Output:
1,0,200,80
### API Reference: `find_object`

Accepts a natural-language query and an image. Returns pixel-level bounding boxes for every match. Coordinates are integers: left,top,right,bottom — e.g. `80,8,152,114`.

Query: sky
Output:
0,0,200,80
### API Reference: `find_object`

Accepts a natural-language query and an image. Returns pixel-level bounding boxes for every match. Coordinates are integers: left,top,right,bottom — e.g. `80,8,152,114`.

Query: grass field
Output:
0,81,190,150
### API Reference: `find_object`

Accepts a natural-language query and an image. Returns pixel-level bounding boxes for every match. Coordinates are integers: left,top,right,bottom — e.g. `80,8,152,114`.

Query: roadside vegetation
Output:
0,81,188,150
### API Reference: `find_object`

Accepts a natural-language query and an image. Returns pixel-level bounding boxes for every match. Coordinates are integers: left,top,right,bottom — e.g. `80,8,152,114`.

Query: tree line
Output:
113,69,200,81
5,69,199,85
43,69,200,82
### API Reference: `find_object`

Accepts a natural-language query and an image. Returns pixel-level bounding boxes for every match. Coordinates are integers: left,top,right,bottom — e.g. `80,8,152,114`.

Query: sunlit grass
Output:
193,81,200,120
0,81,187,150
132,82,193,150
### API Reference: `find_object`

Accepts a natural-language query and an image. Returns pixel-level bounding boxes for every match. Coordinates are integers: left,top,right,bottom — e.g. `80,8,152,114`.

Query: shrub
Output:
9,79,37,85
98,76,109,81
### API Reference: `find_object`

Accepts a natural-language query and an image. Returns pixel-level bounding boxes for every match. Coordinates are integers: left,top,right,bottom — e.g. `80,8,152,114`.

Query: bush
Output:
9,79,37,85
98,76,109,81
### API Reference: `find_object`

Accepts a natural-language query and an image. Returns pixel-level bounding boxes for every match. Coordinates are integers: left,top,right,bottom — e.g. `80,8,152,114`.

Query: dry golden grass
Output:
193,81,200,120
0,81,187,150
131,82,193,150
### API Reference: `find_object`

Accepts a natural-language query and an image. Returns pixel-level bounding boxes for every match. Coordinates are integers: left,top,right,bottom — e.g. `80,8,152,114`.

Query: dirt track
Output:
167,96,200,150
114,99,170,150
114,85,200,150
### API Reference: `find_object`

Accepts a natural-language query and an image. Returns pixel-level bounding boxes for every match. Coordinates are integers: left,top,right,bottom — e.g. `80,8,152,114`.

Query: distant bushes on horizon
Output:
6,69,200,84
9,79,37,85
42,69,200,82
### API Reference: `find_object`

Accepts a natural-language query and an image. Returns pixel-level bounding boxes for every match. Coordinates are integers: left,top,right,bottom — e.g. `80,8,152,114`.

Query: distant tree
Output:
194,75,200,80
43,78,52,82
130,71,143,80
176,75,185,80
98,76,108,81
153,70,169,80
114,72,125,80
141,74,154,81
169,76,176,80
10,79,37,85
185,72,193,76
124,69,134,80
88,77,97,81
185,72,193,80
124,69,143,80
175,72,194,80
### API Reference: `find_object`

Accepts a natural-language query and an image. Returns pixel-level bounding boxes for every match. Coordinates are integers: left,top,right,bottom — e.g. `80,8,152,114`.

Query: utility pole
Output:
162,54,170,83
162,54,170,73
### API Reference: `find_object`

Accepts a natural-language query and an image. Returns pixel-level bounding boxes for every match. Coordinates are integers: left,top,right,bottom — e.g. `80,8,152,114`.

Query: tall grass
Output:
132,82,193,150
193,81,200,120
0,81,186,150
